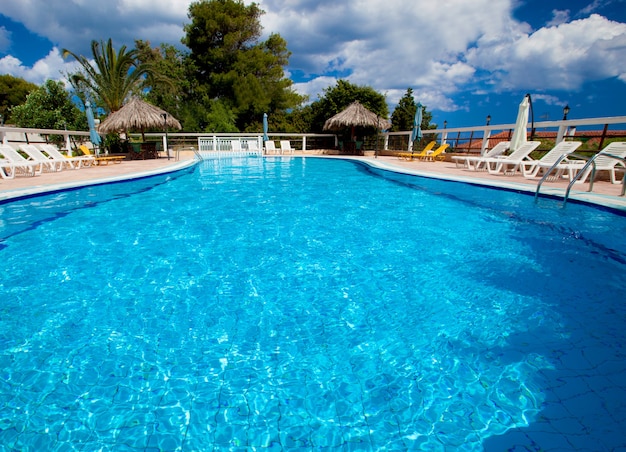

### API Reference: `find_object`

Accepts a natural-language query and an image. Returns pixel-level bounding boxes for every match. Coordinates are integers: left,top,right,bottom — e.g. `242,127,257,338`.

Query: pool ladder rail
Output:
535,150,626,205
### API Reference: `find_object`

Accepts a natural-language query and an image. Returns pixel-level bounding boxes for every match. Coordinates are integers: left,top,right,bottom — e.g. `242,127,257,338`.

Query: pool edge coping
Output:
0,159,197,203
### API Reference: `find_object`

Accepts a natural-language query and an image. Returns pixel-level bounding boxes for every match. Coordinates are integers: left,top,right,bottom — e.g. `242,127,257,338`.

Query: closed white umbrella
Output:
510,95,530,152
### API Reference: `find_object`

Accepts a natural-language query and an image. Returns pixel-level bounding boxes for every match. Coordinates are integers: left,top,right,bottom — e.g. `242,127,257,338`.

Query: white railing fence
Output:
1,116,624,158
197,136,264,156
383,116,626,154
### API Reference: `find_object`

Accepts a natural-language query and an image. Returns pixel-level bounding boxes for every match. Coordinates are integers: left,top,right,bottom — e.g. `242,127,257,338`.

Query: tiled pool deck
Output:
0,158,196,202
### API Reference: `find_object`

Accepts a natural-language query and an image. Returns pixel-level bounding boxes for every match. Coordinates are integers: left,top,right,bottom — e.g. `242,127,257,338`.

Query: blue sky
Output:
1,0,625,128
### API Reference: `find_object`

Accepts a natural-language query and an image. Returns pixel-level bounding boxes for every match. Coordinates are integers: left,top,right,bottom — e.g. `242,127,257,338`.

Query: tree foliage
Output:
10,80,86,130
9,2,409,135
62,39,162,113
390,88,435,132
306,80,389,133
0,75,39,123
134,40,198,130
184,0,263,84
183,0,304,130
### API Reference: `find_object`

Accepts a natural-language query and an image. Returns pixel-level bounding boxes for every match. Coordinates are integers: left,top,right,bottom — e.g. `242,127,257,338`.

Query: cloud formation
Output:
0,0,624,115
261,0,626,109
1,0,190,58
0,26,10,53
0,47,79,83
466,14,626,92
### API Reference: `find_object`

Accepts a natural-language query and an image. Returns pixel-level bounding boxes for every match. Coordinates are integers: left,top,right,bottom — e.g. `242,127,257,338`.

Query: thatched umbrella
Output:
98,96,182,141
323,101,391,139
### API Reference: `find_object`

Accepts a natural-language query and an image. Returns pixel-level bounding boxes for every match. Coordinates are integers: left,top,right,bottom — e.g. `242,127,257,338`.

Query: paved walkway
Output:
0,158,195,201
1,154,625,210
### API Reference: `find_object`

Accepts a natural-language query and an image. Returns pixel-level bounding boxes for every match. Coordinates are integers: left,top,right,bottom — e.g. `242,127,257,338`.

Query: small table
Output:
140,142,158,159
344,141,357,154
130,142,158,159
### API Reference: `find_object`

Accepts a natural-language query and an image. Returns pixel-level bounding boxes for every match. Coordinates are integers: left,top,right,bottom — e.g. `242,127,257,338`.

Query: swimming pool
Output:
1,156,625,450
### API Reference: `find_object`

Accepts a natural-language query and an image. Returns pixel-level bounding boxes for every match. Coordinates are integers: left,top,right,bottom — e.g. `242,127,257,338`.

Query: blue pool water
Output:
0,156,625,451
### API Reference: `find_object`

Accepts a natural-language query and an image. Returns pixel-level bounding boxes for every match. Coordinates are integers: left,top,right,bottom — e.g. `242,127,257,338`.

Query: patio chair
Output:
521,141,583,181
483,141,541,175
19,144,71,172
38,144,95,169
576,141,626,184
280,140,294,154
398,141,436,160
265,140,278,154
0,158,36,180
416,143,449,161
0,144,43,177
0,159,13,179
452,141,510,170
247,141,260,152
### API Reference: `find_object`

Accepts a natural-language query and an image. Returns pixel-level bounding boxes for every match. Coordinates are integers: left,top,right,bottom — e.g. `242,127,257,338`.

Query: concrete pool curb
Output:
0,159,196,202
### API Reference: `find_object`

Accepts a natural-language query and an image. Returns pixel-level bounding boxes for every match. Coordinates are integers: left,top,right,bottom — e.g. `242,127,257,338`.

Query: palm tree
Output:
63,39,155,113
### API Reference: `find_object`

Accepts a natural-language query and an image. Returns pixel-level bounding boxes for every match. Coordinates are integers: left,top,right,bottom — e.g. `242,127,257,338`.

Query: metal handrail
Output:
191,147,203,160
563,152,626,205
534,152,585,201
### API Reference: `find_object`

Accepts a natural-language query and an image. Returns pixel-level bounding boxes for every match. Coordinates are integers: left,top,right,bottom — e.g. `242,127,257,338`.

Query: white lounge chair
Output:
19,144,66,172
453,141,510,170
265,140,278,154
521,141,583,181
280,140,294,154
0,159,12,179
38,144,94,169
0,144,43,177
247,141,260,152
576,141,626,184
484,141,541,175
0,159,29,180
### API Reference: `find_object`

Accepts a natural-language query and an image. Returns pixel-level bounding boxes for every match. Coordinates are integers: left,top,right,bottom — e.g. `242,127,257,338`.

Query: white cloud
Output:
1,0,193,57
466,14,626,91
260,0,517,111
0,26,10,53
547,9,570,27
531,93,564,107
1,0,625,116
578,0,606,15
0,47,80,84
293,76,337,103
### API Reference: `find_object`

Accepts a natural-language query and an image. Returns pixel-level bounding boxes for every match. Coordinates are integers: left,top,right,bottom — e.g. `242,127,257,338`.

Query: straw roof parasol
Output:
98,96,182,140
323,101,391,131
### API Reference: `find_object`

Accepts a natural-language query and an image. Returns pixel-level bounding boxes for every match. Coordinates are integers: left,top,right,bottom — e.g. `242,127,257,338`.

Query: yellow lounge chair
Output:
79,145,126,165
416,143,450,161
397,141,436,160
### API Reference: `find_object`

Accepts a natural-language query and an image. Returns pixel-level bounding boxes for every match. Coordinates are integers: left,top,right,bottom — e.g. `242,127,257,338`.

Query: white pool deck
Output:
1,154,625,211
